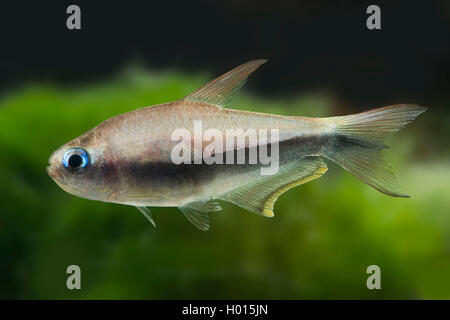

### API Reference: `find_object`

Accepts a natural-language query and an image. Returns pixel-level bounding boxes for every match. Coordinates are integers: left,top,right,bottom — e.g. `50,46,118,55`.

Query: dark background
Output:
1,0,449,107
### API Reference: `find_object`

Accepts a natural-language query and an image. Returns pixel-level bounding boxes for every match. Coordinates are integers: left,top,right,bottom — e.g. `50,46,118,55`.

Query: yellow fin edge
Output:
261,165,328,217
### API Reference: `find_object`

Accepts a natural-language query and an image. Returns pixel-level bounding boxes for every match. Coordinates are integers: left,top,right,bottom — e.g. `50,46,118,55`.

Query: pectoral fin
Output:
184,59,267,107
179,201,222,231
136,206,156,227
219,157,328,217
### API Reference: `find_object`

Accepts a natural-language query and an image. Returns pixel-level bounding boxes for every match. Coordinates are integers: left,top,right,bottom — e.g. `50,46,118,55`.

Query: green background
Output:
0,66,448,299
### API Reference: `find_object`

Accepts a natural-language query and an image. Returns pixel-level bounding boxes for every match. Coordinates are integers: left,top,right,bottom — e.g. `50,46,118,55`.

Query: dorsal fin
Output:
184,59,267,107
219,157,328,217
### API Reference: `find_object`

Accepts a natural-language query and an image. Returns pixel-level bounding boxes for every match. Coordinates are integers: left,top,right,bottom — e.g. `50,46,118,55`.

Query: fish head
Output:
47,131,118,201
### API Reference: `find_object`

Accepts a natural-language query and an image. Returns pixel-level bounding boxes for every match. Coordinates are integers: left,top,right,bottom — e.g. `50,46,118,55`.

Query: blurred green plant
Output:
0,66,448,299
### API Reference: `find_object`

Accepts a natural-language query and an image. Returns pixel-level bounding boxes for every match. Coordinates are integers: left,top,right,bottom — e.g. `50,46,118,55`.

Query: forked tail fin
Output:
323,104,427,197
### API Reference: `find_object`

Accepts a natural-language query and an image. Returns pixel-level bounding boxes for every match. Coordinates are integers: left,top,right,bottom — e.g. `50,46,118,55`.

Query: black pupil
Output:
68,154,83,168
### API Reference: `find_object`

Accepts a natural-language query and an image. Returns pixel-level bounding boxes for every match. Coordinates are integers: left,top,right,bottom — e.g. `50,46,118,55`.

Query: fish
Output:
47,60,427,231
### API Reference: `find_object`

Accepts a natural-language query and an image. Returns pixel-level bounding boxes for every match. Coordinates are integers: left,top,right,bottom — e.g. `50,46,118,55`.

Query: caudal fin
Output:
323,104,427,197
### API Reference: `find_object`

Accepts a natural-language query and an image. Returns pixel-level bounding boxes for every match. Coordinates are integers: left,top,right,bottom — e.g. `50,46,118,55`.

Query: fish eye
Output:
62,148,90,172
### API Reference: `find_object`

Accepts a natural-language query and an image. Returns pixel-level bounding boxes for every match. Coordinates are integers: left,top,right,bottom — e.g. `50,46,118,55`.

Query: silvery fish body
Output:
47,60,426,230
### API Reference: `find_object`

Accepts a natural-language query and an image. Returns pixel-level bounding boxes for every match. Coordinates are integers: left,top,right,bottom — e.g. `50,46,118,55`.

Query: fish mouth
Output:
46,165,71,192
46,164,59,181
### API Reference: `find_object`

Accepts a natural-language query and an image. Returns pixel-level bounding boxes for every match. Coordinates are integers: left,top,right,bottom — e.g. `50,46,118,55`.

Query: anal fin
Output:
219,157,328,217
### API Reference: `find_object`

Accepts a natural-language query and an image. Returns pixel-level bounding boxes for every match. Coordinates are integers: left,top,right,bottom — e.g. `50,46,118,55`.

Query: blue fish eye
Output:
63,148,90,171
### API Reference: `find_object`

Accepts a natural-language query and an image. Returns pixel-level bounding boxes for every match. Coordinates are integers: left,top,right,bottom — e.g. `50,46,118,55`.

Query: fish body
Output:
47,60,426,230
